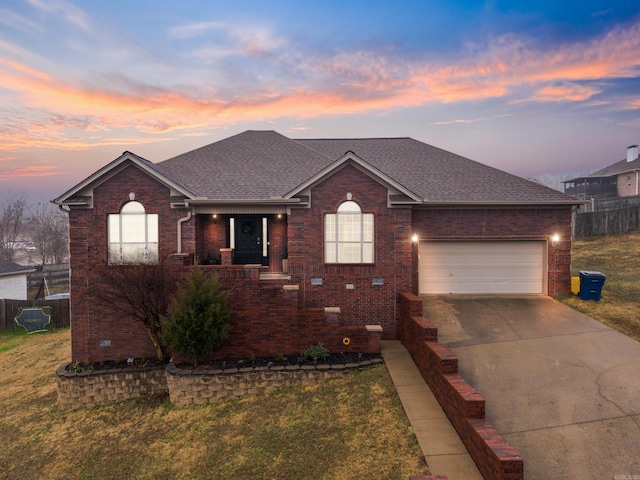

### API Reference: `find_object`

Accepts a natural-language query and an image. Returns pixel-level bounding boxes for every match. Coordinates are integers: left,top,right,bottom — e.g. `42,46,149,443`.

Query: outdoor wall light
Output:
411,233,419,243
551,233,560,247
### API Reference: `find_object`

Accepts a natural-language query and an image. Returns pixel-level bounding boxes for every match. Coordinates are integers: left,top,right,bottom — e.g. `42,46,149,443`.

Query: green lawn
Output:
557,231,640,342
0,328,428,480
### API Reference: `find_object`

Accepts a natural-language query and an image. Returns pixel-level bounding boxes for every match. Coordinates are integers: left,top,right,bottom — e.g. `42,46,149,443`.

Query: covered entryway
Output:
230,215,269,266
418,240,545,294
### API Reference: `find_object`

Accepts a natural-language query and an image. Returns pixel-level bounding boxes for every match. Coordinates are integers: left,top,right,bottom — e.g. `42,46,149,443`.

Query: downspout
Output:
176,207,193,254
636,171,639,196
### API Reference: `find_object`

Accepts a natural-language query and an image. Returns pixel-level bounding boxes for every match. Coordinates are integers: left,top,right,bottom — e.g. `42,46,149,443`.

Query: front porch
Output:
195,212,289,274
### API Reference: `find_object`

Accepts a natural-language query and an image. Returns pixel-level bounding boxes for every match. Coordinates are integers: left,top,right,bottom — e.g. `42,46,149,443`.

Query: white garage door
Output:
419,241,545,294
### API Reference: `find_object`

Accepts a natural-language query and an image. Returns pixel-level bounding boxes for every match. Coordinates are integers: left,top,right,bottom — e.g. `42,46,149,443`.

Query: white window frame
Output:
325,201,374,264
108,201,158,264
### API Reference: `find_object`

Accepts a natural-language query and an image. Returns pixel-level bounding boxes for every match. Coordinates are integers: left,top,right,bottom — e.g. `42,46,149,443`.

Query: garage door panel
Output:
419,241,545,294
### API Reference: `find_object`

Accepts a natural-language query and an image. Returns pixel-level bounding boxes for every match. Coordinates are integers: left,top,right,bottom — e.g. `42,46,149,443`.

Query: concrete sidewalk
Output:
381,340,482,480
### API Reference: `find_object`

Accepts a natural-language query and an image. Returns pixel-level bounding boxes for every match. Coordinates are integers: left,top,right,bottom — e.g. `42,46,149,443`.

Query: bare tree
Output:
0,197,27,262
89,257,180,362
30,203,69,265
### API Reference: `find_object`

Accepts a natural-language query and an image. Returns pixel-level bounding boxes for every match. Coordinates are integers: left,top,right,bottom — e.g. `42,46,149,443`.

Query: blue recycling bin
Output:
578,270,606,301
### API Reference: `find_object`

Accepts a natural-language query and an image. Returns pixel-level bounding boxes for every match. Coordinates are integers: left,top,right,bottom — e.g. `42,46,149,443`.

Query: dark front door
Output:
233,216,266,265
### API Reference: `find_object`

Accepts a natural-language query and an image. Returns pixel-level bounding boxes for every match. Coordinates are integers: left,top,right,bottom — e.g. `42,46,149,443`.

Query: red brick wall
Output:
412,207,573,295
197,214,228,264
68,164,193,362
67,162,573,364
287,165,414,338
268,214,288,272
168,266,379,362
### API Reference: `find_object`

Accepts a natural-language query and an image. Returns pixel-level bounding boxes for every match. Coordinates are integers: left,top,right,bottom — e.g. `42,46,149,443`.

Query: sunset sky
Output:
1,0,640,203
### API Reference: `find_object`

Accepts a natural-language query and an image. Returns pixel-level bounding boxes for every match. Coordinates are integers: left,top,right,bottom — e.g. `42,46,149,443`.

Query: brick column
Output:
365,324,383,353
220,248,233,265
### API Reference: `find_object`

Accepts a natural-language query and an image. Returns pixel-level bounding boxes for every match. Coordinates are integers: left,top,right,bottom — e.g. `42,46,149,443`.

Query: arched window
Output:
325,201,374,263
108,201,158,264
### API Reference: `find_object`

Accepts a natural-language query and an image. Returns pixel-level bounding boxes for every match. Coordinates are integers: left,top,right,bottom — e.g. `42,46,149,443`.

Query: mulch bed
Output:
67,352,382,372
175,352,381,370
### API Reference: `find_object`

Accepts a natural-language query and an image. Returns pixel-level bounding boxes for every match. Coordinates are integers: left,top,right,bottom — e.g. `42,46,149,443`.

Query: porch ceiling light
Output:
551,233,560,247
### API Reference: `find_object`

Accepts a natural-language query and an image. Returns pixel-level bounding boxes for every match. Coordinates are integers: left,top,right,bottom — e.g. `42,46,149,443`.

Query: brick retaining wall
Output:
56,363,167,410
56,359,383,410
166,359,382,407
398,292,523,480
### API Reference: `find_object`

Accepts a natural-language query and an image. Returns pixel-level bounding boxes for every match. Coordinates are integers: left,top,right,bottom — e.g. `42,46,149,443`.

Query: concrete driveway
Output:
421,295,640,480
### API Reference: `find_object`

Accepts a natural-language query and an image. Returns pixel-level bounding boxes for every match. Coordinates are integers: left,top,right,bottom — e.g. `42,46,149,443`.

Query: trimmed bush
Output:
161,269,232,366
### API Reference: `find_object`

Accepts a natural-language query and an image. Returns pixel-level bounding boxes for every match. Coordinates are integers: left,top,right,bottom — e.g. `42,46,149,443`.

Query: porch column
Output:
220,248,233,265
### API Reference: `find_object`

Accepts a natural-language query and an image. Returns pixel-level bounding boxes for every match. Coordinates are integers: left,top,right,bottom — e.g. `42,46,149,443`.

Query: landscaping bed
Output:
64,351,381,373
175,351,381,371
57,350,385,409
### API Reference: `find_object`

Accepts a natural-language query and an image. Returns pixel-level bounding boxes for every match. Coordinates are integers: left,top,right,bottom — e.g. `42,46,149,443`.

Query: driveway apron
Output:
422,295,640,480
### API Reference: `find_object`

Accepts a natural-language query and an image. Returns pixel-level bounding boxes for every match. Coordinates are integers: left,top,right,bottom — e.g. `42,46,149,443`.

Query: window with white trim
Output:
325,201,374,263
108,201,158,264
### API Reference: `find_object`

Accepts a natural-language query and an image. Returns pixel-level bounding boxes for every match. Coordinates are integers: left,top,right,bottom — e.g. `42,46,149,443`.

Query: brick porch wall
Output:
69,260,382,364
171,266,382,363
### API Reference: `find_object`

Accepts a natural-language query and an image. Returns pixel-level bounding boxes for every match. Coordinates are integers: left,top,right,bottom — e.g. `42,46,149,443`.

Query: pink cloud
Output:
527,83,601,103
0,164,62,179
1,19,639,152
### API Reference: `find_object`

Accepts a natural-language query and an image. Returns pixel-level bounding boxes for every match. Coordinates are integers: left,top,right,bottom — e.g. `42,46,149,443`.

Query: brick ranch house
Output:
54,130,580,364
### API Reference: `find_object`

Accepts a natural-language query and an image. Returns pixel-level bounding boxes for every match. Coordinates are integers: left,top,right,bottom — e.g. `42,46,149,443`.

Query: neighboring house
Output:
54,130,579,363
0,258,35,300
564,145,640,199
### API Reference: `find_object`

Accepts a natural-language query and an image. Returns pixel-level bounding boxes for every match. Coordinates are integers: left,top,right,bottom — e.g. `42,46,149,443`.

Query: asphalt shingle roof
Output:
157,131,333,200
589,156,640,177
0,258,33,276
155,130,576,204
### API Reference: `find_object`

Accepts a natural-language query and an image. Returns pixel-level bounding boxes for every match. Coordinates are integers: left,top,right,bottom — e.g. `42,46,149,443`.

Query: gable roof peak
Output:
53,150,195,206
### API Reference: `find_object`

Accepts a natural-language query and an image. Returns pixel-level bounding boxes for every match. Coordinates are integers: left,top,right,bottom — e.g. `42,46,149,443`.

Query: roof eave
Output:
389,199,423,206
0,268,36,277
418,200,586,207
185,198,305,206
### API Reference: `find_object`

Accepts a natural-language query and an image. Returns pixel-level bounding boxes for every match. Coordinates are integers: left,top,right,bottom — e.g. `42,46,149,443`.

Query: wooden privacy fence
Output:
27,263,69,291
573,205,640,238
0,298,70,330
